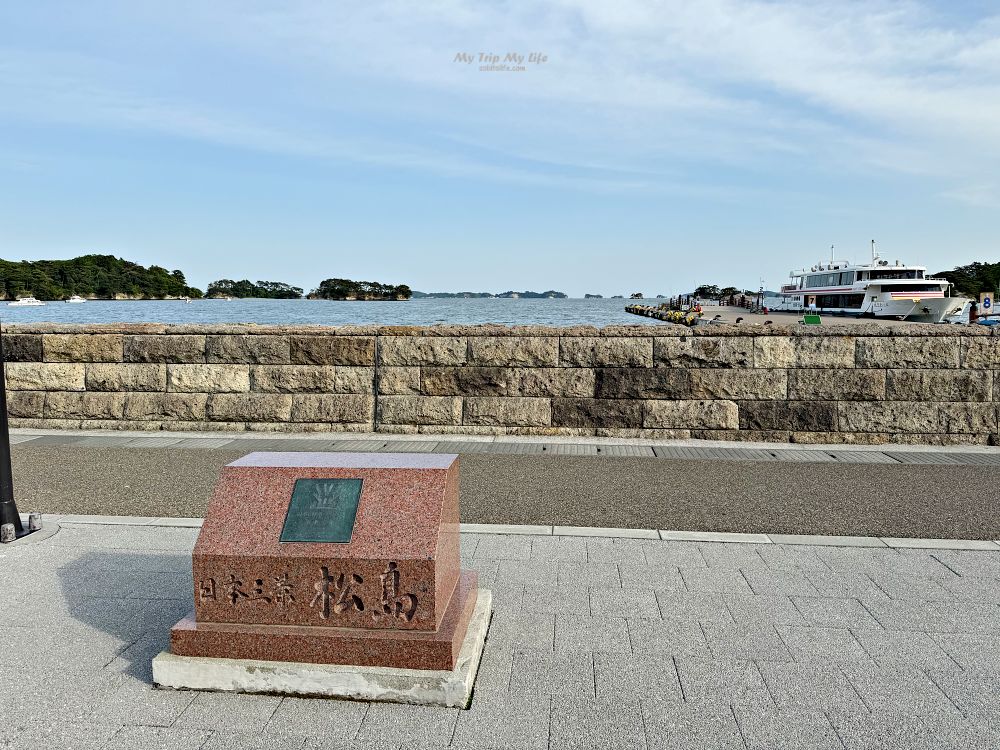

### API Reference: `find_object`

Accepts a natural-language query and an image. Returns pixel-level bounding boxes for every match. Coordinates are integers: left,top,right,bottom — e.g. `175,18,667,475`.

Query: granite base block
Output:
152,589,492,708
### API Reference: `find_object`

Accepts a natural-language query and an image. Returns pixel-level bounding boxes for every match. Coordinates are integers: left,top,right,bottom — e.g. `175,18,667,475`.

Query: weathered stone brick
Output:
838,402,942,433
739,401,837,431
290,394,374,423
377,367,421,395
512,368,595,397
43,334,123,363
463,397,551,427
855,337,960,368
206,393,293,422
85,364,166,392
552,398,643,428
379,337,466,366
4,362,85,391
939,403,999,434
689,369,787,399
654,336,753,367
421,367,511,396
250,365,336,393
644,400,738,429
124,393,208,421
559,337,652,367
594,368,690,399
333,367,375,394
379,395,462,425
124,335,206,363
886,369,992,402
962,338,1000,368
167,364,250,393
468,337,558,366
1,334,42,362
755,337,855,368
6,391,44,418
787,369,885,401
44,392,126,420
207,335,290,364
289,336,375,366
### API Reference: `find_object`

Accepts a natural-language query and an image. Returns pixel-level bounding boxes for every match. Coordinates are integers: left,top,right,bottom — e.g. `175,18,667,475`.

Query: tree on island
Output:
934,261,1000,298
207,279,304,299
308,278,412,301
0,254,203,300
693,284,721,298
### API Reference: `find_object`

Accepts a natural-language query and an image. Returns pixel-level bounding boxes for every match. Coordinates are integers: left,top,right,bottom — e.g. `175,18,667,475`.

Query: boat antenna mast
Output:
871,239,878,262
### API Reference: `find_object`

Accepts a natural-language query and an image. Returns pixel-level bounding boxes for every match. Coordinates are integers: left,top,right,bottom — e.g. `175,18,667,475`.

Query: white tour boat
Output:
7,296,46,307
768,242,969,323
65,295,87,303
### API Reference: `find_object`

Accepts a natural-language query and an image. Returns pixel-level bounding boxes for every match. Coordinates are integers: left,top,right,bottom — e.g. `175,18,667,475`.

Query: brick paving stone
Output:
871,600,1000,633
495,559,559,587
556,615,631,652
743,568,819,596
791,596,883,629
655,591,734,626
674,657,772,708
940,576,1000,603
643,543,708,569
928,631,1000,669
586,538,651,566
777,625,873,664
530,535,589,562
204,732,311,750
931,551,1000,579
176,691,282,732
3,722,120,750
734,707,844,750
868,571,956,601
843,665,961,716
696,543,766,570
702,622,794,662
804,571,891,605
473,535,533,560
510,648,595,696
451,693,551,749
680,567,754,594
927,668,1000,718
482,611,555,650
590,587,660,619
642,698,745,750
101,726,212,750
265,697,367,740
628,619,713,659
593,652,684,702
471,647,514,694
758,662,867,714
829,711,1000,750
355,703,459,748
755,545,831,572
557,561,622,588
521,580,590,615
723,593,807,626
550,696,647,750
854,629,960,670
624,564,685,591
86,675,196,728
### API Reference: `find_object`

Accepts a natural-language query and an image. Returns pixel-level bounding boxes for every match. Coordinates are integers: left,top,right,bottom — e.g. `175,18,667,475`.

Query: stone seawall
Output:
3,323,998,445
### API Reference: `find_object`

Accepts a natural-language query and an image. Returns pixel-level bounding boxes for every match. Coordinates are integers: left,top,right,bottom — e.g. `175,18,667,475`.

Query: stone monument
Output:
152,452,491,708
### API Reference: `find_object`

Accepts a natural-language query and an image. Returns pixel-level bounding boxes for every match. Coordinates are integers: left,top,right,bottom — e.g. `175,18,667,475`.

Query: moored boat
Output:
768,242,969,323
65,295,86,303
7,296,46,307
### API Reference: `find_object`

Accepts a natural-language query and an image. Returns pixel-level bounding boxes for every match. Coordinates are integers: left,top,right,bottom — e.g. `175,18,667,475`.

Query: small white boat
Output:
7,296,46,307
65,295,87,304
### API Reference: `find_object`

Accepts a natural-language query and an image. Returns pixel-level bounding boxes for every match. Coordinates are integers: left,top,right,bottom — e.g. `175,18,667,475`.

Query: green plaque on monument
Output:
279,478,363,543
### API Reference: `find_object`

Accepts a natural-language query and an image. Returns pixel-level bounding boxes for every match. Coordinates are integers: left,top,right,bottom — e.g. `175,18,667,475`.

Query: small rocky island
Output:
308,278,412,301
411,290,567,299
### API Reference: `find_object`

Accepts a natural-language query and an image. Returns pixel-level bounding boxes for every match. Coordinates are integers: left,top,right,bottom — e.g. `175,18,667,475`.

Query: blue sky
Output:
1,1,997,297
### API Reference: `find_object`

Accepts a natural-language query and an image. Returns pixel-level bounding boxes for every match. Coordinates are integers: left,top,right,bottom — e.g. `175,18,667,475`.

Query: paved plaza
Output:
3,518,1000,749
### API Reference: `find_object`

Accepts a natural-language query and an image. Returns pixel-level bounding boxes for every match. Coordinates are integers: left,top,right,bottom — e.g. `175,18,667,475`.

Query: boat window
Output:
839,272,855,284
869,270,918,280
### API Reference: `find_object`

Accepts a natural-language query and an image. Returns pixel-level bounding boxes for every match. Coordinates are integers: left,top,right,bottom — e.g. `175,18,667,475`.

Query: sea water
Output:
0,297,663,327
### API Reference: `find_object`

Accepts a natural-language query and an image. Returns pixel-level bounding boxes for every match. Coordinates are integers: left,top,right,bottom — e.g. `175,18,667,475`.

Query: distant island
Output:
308,278,412,301
412,290,567,299
0,254,202,300
934,261,999,298
584,293,603,299
207,279,303,299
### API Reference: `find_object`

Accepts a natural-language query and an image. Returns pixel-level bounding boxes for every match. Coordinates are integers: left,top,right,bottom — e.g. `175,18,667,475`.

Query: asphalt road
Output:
10,445,1000,539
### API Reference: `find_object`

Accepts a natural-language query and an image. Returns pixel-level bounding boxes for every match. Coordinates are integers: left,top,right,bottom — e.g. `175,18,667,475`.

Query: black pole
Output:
0,322,24,535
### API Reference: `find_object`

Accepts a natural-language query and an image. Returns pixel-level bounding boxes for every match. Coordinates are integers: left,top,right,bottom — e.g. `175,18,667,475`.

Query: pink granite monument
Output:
153,452,491,706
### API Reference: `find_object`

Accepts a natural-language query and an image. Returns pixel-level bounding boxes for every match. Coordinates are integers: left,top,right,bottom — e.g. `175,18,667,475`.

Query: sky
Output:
0,1,998,297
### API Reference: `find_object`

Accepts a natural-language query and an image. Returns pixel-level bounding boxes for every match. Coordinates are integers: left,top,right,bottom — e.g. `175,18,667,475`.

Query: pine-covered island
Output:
0,255,203,300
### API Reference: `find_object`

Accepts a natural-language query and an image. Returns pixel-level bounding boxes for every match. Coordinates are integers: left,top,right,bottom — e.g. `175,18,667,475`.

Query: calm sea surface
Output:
0,298,664,327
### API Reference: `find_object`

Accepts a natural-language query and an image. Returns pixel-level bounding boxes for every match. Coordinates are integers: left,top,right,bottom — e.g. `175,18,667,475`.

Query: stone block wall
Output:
3,323,998,444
